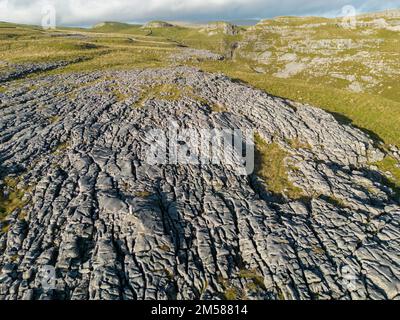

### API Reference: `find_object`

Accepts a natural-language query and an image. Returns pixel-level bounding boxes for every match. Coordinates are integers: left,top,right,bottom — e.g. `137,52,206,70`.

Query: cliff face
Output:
200,22,241,36
1,66,399,300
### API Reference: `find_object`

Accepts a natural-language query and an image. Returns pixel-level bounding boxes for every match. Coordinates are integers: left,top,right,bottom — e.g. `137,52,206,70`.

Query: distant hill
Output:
227,19,260,26
142,21,174,28
92,21,142,32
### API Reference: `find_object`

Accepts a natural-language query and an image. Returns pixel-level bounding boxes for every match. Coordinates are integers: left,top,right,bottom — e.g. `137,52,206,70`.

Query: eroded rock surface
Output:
0,67,399,300
0,60,82,83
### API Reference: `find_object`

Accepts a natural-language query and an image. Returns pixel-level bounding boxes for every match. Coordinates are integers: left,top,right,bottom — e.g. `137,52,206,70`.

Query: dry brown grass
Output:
211,102,228,113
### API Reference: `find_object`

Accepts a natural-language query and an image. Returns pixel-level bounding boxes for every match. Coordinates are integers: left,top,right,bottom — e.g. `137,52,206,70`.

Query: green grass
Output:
199,280,209,297
211,102,228,113
217,276,245,300
135,83,184,107
1,223,11,234
110,85,129,102
374,156,400,197
286,138,312,150
91,22,143,33
238,269,266,291
134,83,210,108
0,22,179,72
52,141,69,154
376,156,400,183
134,25,242,55
48,116,60,123
0,177,28,223
276,287,286,300
135,191,151,198
218,269,266,299
320,195,349,209
254,133,304,199
224,287,240,300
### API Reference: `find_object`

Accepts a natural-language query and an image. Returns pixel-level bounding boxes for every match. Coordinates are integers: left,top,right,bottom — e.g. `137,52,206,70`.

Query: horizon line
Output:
1,7,399,29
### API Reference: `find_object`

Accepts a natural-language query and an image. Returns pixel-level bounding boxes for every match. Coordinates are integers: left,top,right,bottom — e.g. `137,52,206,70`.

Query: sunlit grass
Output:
197,59,400,147
254,133,304,199
0,177,28,223
375,156,400,189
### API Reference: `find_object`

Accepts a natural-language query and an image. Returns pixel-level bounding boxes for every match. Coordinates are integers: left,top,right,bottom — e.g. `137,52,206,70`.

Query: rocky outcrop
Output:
234,11,400,96
0,60,83,83
0,67,399,300
200,22,240,36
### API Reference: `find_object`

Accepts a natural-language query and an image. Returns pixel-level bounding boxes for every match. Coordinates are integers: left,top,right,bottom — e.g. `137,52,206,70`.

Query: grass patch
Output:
224,287,240,300
1,222,11,234
276,287,286,300
238,269,266,291
159,244,171,252
318,194,349,209
199,280,209,297
374,155,400,199
217,275,246,300
163,269,175,281
311,245,326,256
110,86,129,102
52,141,69,154
211,102,228,113
254,133,304,199
135,83,184,107
286,138,312,150
48,116,60,123
135,191,151,198
0,177,28,222
18,210,28,221
375,156,400,186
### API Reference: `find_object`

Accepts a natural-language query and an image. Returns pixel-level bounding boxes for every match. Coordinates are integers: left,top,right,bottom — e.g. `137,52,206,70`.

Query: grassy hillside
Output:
91,21,142,32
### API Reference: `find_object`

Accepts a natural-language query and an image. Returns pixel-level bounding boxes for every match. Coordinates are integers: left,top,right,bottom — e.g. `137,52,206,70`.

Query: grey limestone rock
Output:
0,66,399,300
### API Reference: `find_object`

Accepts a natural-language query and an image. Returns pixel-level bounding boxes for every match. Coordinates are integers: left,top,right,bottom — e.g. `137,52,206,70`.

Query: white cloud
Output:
0,0,399,26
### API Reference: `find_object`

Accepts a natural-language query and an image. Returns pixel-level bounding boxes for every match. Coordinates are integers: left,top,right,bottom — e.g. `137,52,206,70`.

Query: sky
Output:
0,0,399,27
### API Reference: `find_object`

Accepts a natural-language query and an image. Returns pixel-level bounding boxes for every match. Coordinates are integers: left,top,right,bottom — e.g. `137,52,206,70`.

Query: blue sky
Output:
0,0,399,26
